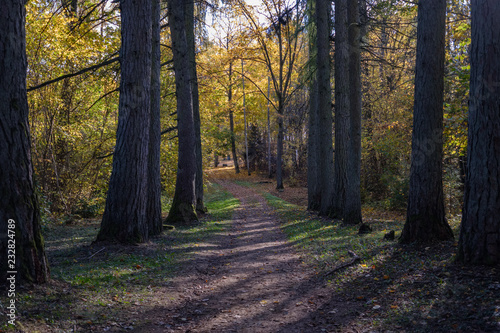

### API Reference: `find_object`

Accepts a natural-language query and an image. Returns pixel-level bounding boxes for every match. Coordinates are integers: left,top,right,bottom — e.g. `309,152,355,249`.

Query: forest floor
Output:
1,166,500,332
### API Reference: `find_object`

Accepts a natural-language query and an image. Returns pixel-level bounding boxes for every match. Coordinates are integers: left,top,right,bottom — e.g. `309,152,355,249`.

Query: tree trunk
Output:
242,59,251,176
317,0,334,216
165,0,198,225
332,0,350,219
185,0,206,215
228,61,240,174
458,0,500,265
97,0,152,243
400,0,453,243
267,76,273,178
276,103,285,190
307,0,320,210
147,0,163,236
0,0,50,284
344,0,362,224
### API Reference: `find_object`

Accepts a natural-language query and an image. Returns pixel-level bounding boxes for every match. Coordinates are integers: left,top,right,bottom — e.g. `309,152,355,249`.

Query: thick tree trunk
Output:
185,0,206,215
344,0,362,224
165,0,198,225
458,0,500,265
147,0,163,236
228,62,240,174
331,0,350,219
97,0,152,243
0,0,50,284
400,0,453,243
317,0,334,216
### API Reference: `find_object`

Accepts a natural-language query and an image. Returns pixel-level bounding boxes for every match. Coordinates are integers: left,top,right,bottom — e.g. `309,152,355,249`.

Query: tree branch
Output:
27,56,120,92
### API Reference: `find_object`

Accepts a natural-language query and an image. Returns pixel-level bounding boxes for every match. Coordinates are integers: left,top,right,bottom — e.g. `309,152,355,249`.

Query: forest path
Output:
137,172,347,332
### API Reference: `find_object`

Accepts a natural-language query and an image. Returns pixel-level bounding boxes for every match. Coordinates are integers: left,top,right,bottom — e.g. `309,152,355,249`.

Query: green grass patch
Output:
0,183,239,332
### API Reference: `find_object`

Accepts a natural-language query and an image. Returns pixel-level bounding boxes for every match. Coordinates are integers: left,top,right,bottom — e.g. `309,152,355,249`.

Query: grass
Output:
204,176,499,331
0,183,239,332
260,192,499,332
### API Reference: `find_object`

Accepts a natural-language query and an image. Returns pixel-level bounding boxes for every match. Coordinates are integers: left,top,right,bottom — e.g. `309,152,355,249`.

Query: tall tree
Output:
0,0,49,283
344,0,362,223
307,0,320,210
147,0,163,236
316,0,334,216
96,0,152,243
458,0,500,265
400,0,453,243
185,0,206,214
165,0,199,225
240,0,306,190
332,0,350,218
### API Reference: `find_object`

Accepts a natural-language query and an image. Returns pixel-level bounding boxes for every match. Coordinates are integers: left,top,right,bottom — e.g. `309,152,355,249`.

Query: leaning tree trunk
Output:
147,0,163,236
331,0,350,219
97,0,152,244
344,0,362,224
317,0,334,216
165,0,198,225
458,0,500,265
0,0,49,284
400,0,453,243
185,0,206,215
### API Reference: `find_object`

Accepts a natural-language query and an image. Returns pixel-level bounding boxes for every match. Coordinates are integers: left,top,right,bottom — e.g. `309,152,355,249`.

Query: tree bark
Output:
307,0,320,210
97,0,152,243
332,0,350,219
165,0,198,225
344,0,362,224
185,0,206,215
147,0,163,236
458,0,500,265
0,0,50,284
317,0,334,216
400,0,453,243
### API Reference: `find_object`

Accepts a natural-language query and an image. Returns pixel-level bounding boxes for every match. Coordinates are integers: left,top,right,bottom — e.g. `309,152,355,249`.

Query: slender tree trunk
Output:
317,0,334,216
0,0,50,284
228,62,240,174
307,0,320,210
165,0,198,225
242,59,250,175
344,0,362,224
276,104,285,190
332,0,350,219
267,76,273,178
276,16,285,191
185,0,206,214
400,0,453,243
458,0,500,265
147,0,162,236
97,0,152,243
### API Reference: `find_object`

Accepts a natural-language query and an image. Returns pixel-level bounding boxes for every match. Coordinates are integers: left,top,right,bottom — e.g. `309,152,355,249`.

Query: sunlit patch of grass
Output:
263,193,497,333
0,183,239,332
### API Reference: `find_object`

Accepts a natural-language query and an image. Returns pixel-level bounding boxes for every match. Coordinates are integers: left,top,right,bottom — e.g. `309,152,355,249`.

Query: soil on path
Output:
137,178,359,333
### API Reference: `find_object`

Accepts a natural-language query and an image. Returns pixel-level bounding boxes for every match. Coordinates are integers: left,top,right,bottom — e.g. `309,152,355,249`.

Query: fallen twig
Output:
323,250,361,276
86,247,105,260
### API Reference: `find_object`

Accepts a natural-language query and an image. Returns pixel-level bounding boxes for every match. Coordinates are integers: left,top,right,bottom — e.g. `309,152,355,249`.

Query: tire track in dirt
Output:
137,179,350,333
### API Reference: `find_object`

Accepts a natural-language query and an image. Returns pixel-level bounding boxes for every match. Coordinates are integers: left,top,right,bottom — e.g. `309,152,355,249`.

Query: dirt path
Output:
136,179,353,333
